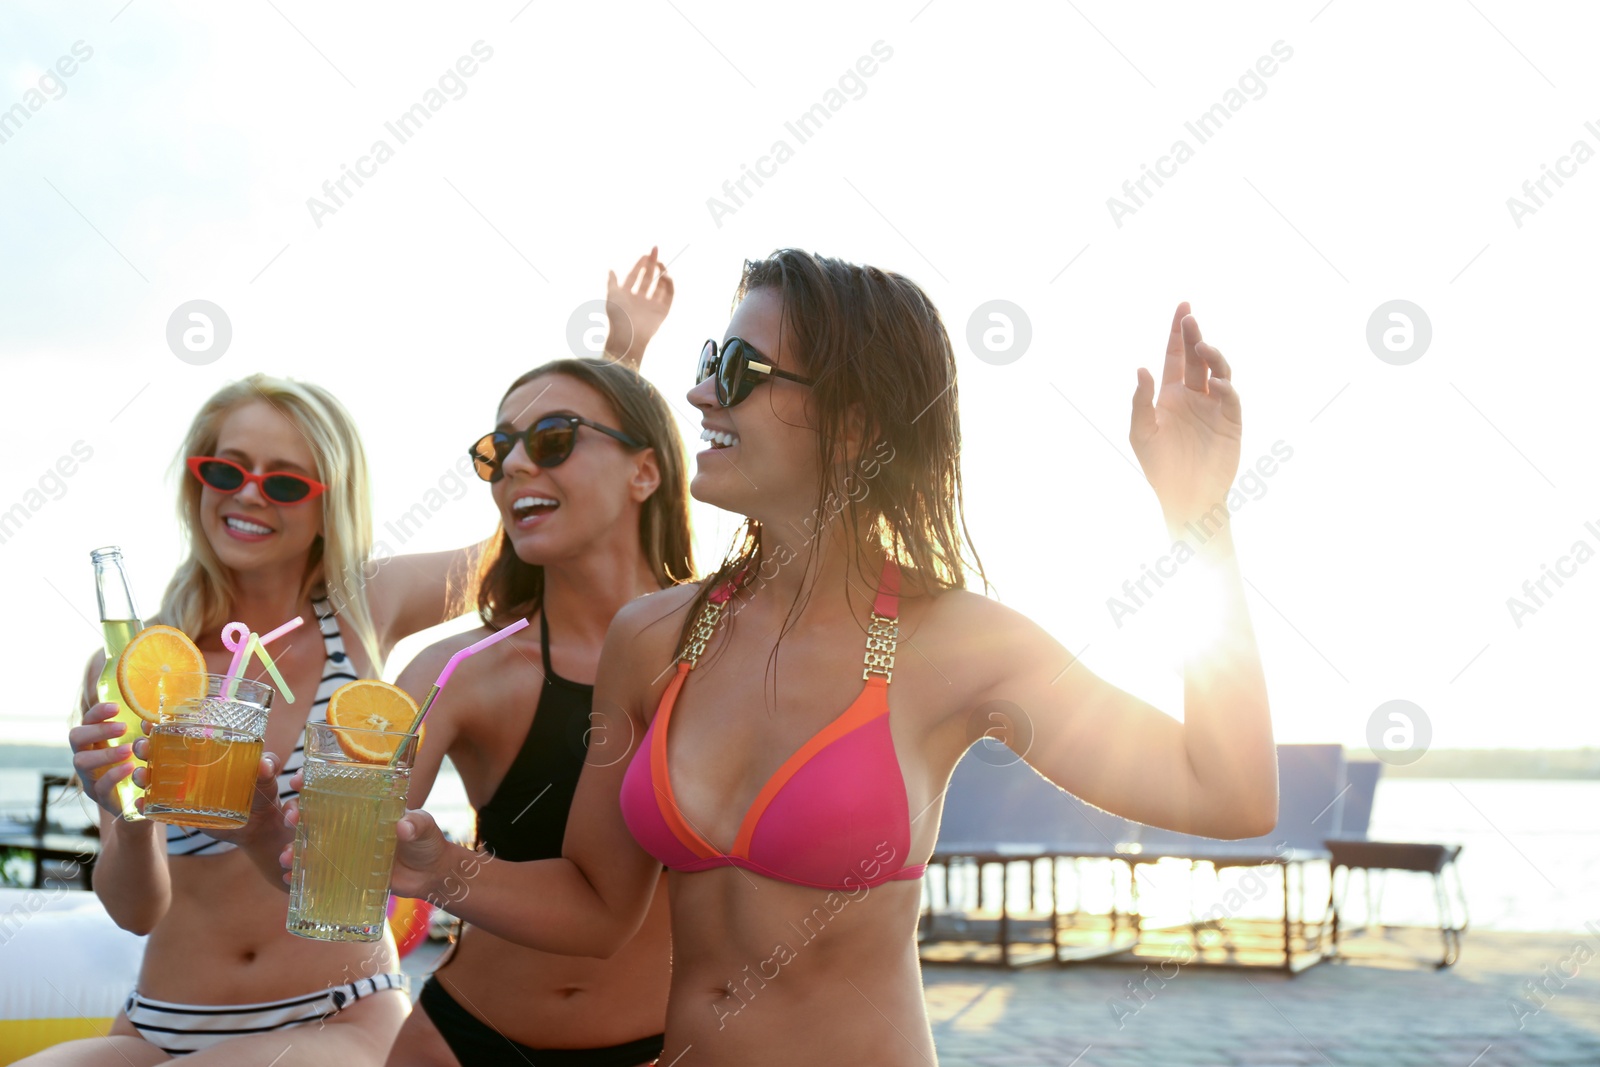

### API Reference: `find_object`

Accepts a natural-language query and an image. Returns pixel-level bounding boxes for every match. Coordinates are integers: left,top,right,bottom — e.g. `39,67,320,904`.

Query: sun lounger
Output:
922,750,1142,966
923,744,1345,973
1323,760,1468,968
1108,743,1345,974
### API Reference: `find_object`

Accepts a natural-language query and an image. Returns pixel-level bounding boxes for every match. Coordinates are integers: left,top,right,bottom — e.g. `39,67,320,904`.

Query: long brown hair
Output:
678,249,986,656
476,358,695,627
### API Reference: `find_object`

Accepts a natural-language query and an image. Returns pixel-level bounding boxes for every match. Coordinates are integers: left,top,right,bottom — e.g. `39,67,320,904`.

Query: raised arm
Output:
67,651,171,933
960,303,1275,839
376,598,666,957
603,246,674,370
364,543,484,654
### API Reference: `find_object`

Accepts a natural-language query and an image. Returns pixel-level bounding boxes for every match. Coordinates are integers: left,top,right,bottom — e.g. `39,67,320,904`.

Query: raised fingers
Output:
626,247,659,295
1200,340,1232,381
1182,313,1210,392
1161,301,1191,387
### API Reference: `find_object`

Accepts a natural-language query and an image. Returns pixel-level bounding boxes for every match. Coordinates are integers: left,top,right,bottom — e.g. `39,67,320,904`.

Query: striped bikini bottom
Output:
124,973,409,1055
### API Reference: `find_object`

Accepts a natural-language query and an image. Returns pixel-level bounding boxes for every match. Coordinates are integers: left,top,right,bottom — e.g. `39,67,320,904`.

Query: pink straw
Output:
222,622,252,684
435,618,530,690
259,616,305,646
221,615,306,695
395,618,529,762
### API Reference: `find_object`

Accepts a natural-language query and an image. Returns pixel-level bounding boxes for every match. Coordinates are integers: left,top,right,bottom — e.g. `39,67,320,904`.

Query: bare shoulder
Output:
603,583,704,700
392,624,502,708
609,582,702,647
910,586,1058,697
394,626,491,682
918,585,1032,635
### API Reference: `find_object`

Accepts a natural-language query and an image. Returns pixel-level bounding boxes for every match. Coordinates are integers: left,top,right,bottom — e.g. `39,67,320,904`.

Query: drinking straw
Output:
243,632,295,704
393,618,530,765
259,616,305,646
222,623,252,684
221,615,305,701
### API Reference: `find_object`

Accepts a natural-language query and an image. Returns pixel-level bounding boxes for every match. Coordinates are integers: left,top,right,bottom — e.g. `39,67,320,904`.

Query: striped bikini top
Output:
164,598,360,857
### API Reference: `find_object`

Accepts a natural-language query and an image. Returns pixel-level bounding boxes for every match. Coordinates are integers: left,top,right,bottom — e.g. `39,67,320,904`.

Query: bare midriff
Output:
661,868,935,1067
432,877,672,1047
135,848,400,1003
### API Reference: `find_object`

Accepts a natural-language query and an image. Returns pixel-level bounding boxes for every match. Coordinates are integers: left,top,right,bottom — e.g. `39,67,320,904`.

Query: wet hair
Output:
475,358,695,627
678,248,986,656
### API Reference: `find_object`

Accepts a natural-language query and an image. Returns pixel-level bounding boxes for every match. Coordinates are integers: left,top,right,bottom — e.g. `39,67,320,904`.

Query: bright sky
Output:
1,2,1595,755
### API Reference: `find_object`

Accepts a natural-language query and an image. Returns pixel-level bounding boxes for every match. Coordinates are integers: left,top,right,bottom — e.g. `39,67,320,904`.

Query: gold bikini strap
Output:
862,612,899,683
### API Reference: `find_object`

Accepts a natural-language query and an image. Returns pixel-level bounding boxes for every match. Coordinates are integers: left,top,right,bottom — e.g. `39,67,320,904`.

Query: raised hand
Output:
604,246,674,369
1129,302,1244,530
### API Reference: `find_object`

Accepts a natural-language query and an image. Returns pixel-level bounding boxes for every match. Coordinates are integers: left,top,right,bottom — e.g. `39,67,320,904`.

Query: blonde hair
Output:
157,374,382,673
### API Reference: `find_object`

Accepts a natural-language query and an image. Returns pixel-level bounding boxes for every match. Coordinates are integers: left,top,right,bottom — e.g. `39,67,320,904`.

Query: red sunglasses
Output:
186,456,327,505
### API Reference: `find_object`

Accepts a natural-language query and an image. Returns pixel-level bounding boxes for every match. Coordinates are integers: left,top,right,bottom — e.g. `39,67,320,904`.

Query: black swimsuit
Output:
419,611,666,1067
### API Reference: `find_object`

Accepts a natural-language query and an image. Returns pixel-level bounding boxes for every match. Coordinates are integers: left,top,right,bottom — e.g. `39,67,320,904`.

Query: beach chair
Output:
1111,743,1346,974
0,775,98,890
1323,760,1468,968
921,750,1141,966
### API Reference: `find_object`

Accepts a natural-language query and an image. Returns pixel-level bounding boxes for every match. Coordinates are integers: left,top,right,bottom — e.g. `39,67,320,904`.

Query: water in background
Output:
4,759,1595,933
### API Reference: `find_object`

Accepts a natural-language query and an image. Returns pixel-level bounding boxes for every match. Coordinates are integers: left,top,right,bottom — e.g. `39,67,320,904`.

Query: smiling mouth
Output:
511,495,559,523
701,428,738,449
224,515,274,536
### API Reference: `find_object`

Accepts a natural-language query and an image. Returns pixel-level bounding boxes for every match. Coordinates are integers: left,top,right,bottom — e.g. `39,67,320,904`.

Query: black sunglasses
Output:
469,415,646,482
698,338,813,408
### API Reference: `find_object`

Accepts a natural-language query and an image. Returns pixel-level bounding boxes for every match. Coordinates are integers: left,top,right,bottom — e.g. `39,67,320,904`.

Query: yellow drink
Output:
142,674,272,829
95,618,145,820
143,727,264,829
287,723,412,942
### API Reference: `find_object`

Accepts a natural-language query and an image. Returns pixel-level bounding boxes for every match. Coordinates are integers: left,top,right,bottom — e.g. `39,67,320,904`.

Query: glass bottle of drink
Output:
91,546,145,821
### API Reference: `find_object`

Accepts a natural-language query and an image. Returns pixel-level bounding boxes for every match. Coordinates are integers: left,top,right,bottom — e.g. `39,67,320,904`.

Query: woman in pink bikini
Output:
373,248,1277,1065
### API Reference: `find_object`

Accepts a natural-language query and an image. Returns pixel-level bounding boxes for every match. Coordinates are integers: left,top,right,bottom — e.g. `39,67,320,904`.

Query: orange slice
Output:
326,680,421,762
116,625,208,722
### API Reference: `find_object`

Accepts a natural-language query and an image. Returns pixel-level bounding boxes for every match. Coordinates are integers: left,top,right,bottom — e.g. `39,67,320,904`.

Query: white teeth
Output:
700,428,738,448
511,495,558,522
225,516,273,535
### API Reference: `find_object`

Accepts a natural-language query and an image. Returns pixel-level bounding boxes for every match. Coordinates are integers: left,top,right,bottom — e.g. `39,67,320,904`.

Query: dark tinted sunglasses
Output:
187,456,327,504
469,415,646,482
698,337,813,408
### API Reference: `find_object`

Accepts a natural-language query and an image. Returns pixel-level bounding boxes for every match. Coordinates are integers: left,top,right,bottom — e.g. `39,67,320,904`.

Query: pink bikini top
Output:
619,560,927,891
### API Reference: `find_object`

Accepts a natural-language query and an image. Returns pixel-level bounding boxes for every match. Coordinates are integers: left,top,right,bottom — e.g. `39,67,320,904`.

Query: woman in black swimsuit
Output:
380,350,692,1066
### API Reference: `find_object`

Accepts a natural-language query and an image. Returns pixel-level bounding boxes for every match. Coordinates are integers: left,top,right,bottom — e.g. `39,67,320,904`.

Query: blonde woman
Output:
43,375,476,1065
39,249,675,1066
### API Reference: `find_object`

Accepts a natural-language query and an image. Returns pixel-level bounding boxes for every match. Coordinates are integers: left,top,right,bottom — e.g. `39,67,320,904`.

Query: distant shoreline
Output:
0,745,74,772
1363,748,1600,780
5,744,1598,778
